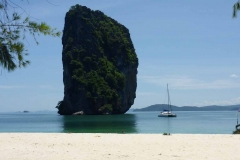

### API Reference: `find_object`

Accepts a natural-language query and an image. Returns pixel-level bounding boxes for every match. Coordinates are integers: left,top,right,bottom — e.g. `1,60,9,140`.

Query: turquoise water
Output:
0,111,237,134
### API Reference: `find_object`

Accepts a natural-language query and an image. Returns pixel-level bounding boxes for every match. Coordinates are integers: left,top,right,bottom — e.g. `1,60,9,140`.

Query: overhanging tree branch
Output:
233,1,240,18
0,0,61,72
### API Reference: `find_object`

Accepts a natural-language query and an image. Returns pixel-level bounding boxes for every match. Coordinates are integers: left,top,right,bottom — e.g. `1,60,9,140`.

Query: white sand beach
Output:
0,133,239,160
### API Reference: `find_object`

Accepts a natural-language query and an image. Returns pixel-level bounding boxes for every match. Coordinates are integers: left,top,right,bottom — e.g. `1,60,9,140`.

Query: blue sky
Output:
1,0,240,112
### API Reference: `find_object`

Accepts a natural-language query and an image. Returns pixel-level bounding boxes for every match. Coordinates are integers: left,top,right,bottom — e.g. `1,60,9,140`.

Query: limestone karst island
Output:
56,5,138,115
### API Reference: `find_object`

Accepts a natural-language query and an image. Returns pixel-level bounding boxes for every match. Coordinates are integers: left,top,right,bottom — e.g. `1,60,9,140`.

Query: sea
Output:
0,111,237,134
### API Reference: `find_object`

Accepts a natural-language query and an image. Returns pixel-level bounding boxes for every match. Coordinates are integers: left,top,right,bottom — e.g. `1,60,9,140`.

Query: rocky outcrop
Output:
72,111,84,115
56,4,138,115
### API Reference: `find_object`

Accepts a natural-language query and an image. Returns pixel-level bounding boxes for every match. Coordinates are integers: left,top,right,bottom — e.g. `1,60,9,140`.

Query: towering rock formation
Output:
56,4,138,115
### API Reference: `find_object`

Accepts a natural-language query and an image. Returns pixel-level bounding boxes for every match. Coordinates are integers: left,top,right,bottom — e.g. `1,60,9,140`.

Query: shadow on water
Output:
61,114,137,133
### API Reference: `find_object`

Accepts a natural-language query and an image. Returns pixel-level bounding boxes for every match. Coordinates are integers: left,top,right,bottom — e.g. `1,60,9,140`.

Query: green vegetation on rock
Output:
57,5,138,115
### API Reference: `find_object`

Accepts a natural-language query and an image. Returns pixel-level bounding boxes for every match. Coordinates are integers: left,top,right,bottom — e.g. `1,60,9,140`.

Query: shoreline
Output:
0,133,239,160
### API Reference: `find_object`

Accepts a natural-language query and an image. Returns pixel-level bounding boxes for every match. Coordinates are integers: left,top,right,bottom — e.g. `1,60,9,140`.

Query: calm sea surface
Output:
0,111,237,134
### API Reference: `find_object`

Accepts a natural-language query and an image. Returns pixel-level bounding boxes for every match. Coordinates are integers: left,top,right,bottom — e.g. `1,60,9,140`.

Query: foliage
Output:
233,129,240,134
233,1,240,18
163,132,171,135
233,124,240,134
56,100,69,114
0,0,61,71
99,104,113,113
60,4,138,114
56,100,64,109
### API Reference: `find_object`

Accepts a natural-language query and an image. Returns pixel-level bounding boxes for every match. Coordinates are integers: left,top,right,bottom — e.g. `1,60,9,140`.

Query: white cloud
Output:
38,85,53,89
139,75,240,90
0,86,26,89
136,92,158,96
231,74,238,78
192,97,240,107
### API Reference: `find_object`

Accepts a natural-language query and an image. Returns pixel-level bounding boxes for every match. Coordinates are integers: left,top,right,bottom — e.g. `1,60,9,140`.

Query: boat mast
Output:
167,84,172,112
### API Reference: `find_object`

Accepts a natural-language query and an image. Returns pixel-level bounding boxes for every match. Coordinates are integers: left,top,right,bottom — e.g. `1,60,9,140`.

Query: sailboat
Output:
158,84,177,117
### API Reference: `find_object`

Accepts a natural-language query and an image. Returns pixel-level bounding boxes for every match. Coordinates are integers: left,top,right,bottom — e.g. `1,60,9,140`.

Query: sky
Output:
1,0,240,112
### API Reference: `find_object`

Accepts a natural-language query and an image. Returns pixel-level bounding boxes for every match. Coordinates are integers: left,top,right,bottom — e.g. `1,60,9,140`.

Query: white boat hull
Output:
158,114,177,117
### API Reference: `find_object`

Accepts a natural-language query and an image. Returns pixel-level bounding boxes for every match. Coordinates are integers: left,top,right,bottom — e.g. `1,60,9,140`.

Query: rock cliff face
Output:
57,5,138,115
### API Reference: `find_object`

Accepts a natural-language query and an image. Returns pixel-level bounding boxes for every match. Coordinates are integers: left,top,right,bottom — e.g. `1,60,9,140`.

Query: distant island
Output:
133,104,240,112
